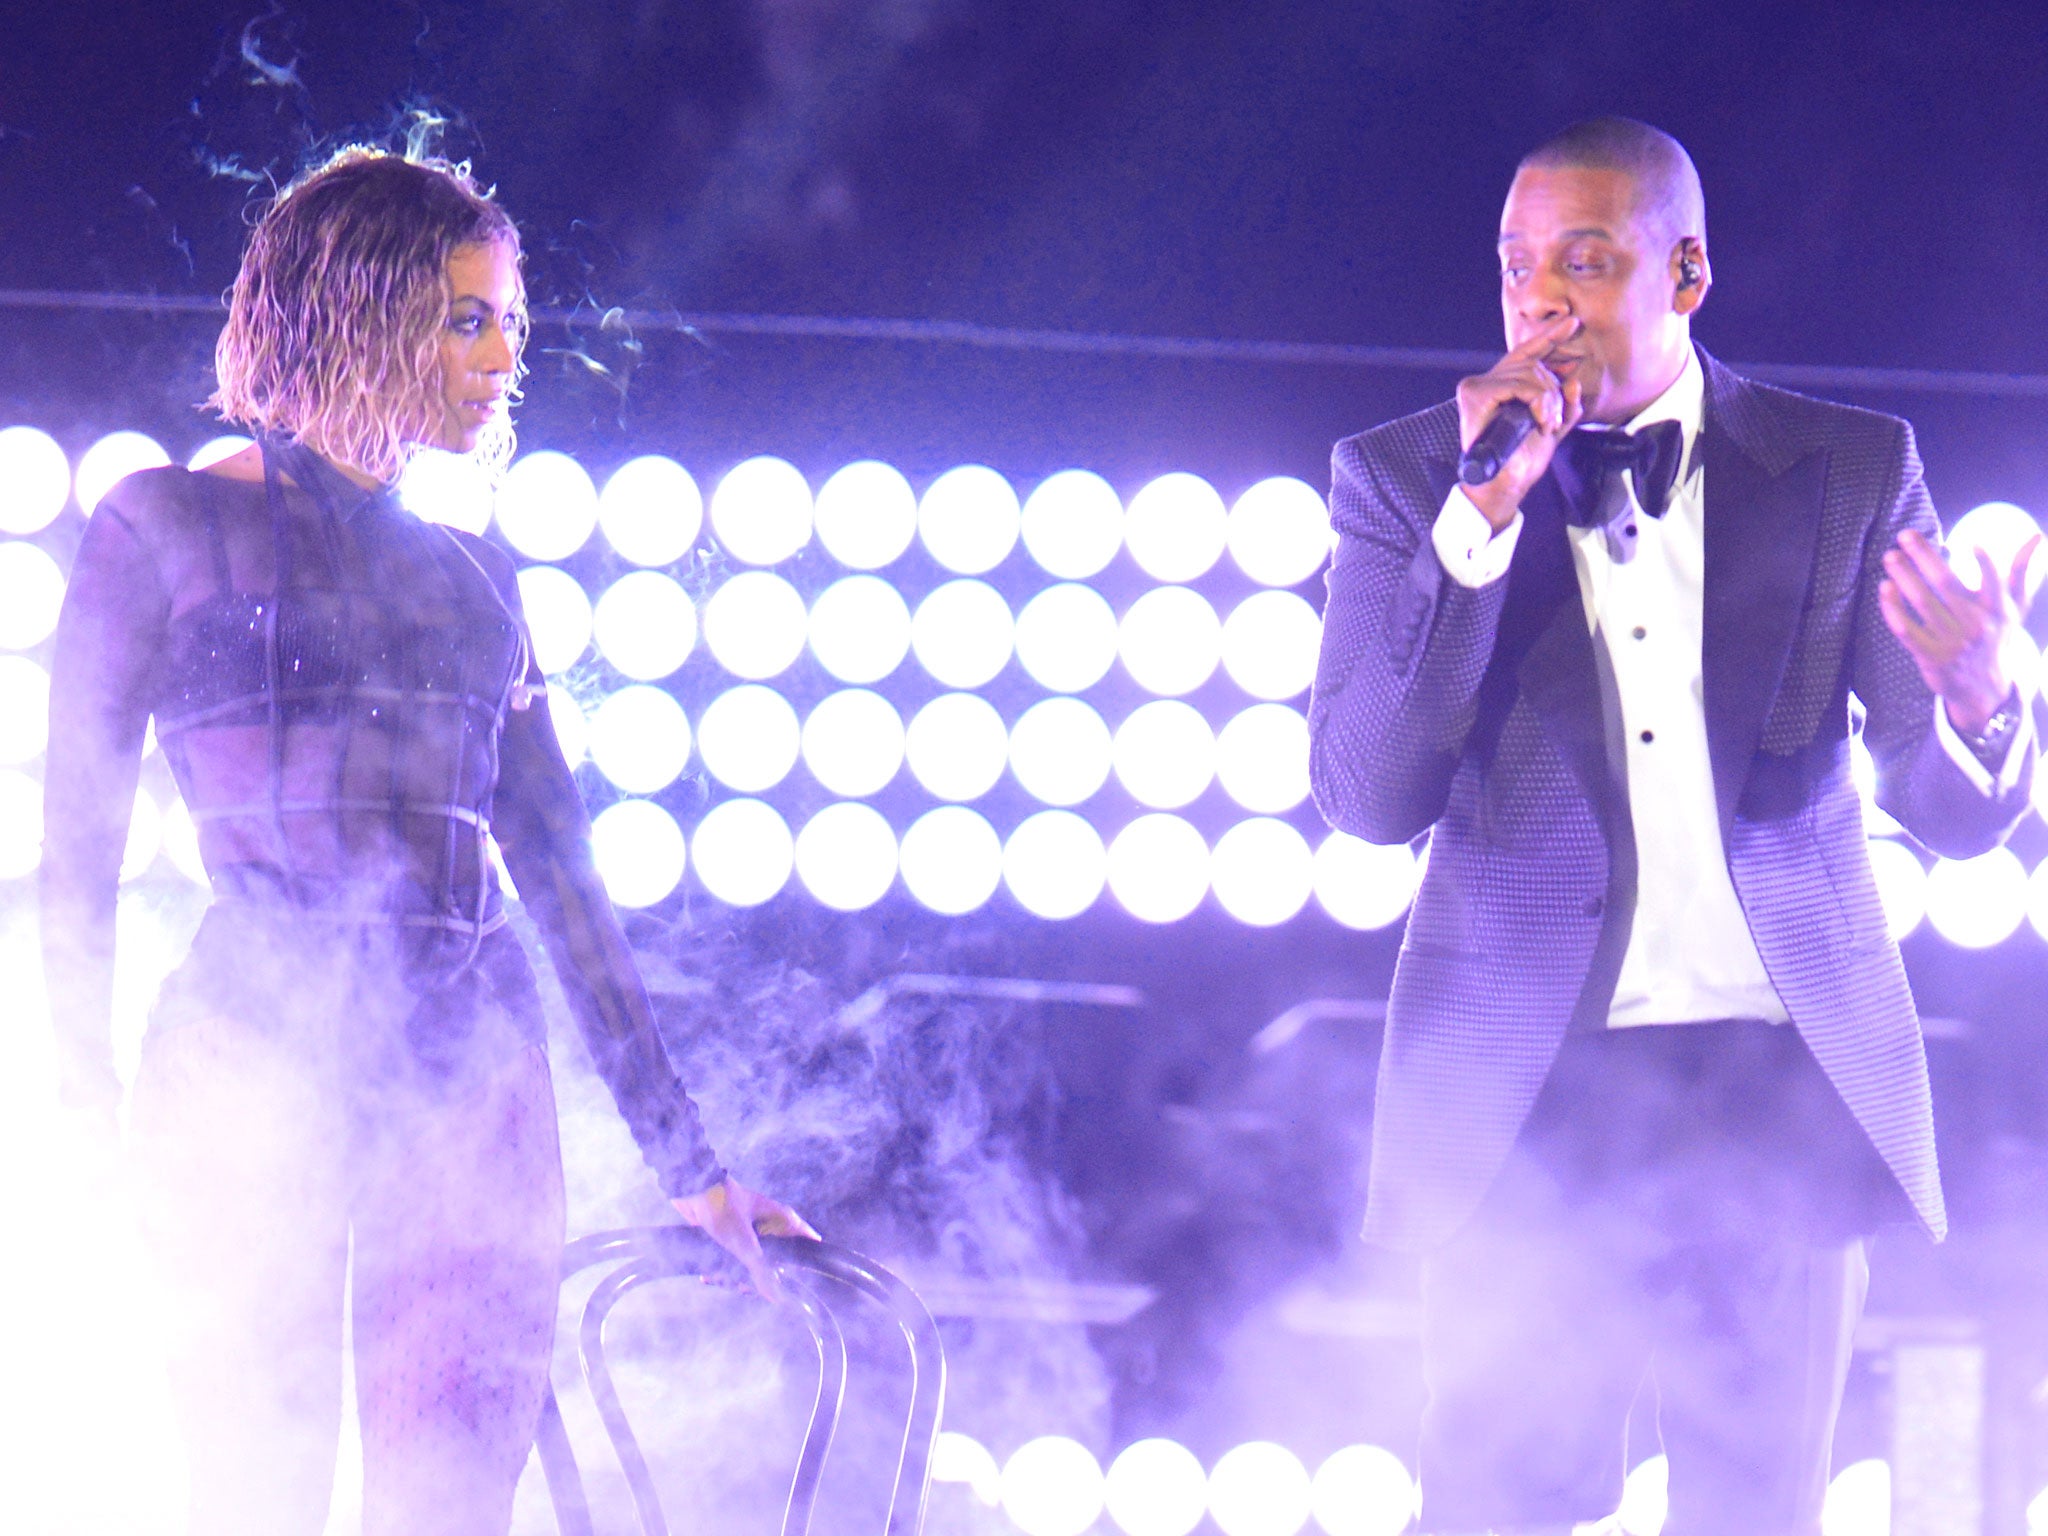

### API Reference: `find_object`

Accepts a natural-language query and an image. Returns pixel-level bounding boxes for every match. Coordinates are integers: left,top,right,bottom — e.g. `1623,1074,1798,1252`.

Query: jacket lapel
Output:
1699,369,1829,840
1421,452,1626,838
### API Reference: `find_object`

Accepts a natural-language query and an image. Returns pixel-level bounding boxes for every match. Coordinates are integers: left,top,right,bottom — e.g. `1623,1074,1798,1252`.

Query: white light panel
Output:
1014,583,1119,694
710,456,812,566
592,571,695,681
814,459,918,569
1022,469,1124,579
809,574,912,684
911,579,1014,689
598,455,702,567
919,464,1020,575
497,450,598,560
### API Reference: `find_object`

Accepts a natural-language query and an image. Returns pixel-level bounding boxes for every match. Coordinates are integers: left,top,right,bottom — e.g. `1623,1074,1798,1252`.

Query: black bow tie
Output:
1555,420,1686,527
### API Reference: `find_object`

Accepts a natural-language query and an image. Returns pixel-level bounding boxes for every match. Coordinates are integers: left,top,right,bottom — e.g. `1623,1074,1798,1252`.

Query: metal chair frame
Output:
534,1227,944,1536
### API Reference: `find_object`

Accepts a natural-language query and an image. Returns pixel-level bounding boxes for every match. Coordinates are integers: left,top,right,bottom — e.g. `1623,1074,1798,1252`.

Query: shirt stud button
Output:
1640,729,1655,743
1632,625,1647,640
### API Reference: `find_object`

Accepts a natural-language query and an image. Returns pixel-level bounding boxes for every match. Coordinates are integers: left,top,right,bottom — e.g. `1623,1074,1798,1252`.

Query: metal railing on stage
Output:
534,1227,944,1536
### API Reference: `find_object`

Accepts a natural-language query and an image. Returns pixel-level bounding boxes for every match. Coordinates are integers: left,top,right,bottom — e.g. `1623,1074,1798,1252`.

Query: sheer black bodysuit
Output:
41,441,723,1196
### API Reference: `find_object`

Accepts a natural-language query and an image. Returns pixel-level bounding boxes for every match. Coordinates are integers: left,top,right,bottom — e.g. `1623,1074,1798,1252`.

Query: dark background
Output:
6,0,2048,502
11,0,2048,1519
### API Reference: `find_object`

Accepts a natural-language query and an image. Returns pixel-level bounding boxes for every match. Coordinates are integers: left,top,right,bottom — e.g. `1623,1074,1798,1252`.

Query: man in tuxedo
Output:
1309,117,2037,1535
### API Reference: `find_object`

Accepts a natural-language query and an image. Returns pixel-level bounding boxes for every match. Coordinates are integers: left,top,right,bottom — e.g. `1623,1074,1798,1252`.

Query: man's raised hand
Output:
1879,527,2043,735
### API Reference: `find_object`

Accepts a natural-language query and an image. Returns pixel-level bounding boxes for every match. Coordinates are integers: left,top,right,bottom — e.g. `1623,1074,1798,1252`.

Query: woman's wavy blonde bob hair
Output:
210,147,526,484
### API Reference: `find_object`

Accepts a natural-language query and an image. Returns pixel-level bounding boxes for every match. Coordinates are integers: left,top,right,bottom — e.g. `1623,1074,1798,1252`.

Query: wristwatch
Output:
1959,687,2025,766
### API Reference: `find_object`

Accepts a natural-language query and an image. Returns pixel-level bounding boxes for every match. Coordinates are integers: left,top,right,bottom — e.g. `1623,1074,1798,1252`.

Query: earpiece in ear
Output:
1677,258,1703,290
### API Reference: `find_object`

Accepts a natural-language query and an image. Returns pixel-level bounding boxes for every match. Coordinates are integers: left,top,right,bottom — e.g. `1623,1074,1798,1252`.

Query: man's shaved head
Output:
1519,116,1705,251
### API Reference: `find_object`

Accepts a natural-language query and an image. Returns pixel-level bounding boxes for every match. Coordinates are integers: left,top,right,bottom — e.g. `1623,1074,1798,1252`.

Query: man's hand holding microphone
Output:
1455,314,1584,531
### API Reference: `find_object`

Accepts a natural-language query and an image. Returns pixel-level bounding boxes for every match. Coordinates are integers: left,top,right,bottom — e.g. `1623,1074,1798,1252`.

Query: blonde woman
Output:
40,148,811,1536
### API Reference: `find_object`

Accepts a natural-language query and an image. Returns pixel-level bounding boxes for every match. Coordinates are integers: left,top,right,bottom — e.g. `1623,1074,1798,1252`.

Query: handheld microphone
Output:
1458,399,1537,486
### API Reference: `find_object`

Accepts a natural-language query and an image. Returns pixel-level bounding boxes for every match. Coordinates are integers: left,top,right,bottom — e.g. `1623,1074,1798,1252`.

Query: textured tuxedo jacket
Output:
1310,348,2033,1253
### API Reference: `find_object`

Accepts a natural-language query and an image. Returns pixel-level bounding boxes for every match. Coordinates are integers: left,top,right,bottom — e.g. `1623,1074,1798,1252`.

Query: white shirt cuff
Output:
1932,694,2034,796
1431,487,1522,588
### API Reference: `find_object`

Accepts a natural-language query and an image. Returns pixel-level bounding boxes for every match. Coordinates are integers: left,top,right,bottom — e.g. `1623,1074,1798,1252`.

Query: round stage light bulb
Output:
158,794,207,886
592,571,695,681
794,802,898,912
1616,1454,1668,1536
691,798,794,907
0,769,41,880
1850,733,1903,836
906,693,1009,802
1310,1444,1415,1536
1120,587,1222,697
814,460,918,569
696,685,801,793
1015,583,1119,693
588,685,692,794
1948,501,2047,605
0,426,72,534
1125,472,1228,583
1022,469,1124,579
0,541,65,651
932,1431,1002,1508
1208,1442,1312,1536
1867,837,1927,943
1001,1436,1105,1536
1229,476,1330,588
920,464,1020,575
802,689,905,798
1108,815,1209,923
591,799,687,909
1113,701,1216,810
711,456,812,566
1212,818,1314,926
912,580,1014,689
1003,811,1107,921
400,448,494,535
76,430,170,517
186,434,253,472
1925,845,2026,948
121,786,161,882
809,575,912,684
546,688,589,768
0,656,52,765
702,571,809,679
2025,1482,2048,1536
1822,1459,1889,1536
899,805,1003,916
1105,1438,1207,1536
1315,834,1420,931
497,451,598,561
515,565,593,674
1009,697,1113,807
599,455,702,567
1222,590,1322,700
1216,704,1311,813
2025,858,2048,946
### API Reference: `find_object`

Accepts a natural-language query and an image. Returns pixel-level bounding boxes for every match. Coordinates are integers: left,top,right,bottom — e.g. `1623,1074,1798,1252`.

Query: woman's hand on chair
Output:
671,1176,819,1302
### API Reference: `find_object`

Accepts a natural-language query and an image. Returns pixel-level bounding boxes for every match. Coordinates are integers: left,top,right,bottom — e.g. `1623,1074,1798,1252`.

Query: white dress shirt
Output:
1429,345,2025,1027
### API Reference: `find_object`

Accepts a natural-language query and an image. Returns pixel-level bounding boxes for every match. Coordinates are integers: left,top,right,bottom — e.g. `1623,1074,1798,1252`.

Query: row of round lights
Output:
935,1433,1894,1536
7,750,2048,946
935,1433,1415,1536
0,763,1419,927
0,544,1342,703
552,686,1310,813
0,427,1336,590
513,563,1323,700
